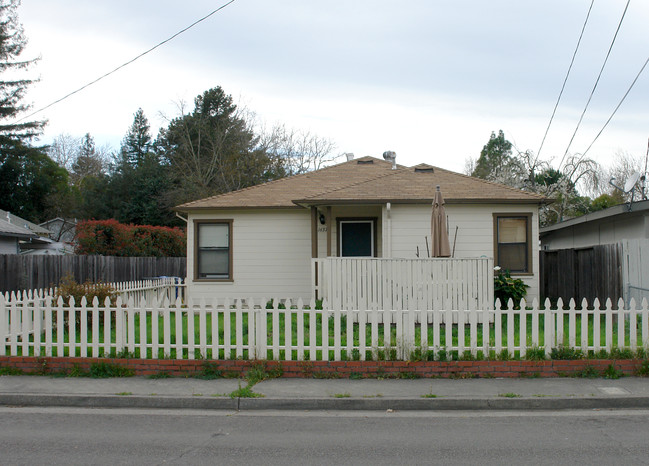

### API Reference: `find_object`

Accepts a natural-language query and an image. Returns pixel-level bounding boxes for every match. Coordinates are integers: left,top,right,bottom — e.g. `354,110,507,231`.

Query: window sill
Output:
193,278,234,283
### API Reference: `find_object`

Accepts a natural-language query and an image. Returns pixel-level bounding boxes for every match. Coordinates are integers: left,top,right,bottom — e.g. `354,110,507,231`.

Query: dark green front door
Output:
340,220,373,257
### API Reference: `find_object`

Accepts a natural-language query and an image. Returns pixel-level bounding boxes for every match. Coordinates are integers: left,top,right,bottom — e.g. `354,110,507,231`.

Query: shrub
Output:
494,269,529,308
75,219,186,257
55,273,117,307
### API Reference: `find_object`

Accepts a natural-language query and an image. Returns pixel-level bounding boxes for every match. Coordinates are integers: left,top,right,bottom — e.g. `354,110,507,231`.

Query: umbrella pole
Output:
425,236,430,258
452,226,458,258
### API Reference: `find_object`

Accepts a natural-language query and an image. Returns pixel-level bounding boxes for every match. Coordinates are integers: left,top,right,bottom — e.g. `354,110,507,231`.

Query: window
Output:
494,214,531,273
195,220,232,281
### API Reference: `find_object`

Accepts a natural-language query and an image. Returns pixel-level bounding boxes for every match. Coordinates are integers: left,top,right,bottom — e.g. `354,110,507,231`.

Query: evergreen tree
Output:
0,0,44,138
0,136,69,221
120,108,151,167
157,87,275,205
112,109,173,225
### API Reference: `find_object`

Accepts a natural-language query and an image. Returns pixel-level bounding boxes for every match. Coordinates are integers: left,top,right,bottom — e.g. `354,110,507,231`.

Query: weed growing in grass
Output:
635,348,648,359
193,361,223,380
497,349,511,361
609,347,635,360
525,346,546,361
246,361,283,385
229,381,263,399
89,362,135,378
604,364,623,380
459,350,475,361
498,393,521,398
636,360,649,377
409,347,435,362
349,372,363,380
396,371,421,379
421,393,438,398
437,348,448,362
148,371,172,379
113,349,136,359
68,364,85,377
0,366,23,375
351,349,361,361
116,392,132,396
550,346,583,360
574,365,599,378
333,393,351,398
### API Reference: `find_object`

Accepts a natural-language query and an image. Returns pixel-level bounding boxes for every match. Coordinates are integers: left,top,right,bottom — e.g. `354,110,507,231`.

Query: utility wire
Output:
581,54,649,156
536,0,594,160
559,0,630,169
17,0,236,123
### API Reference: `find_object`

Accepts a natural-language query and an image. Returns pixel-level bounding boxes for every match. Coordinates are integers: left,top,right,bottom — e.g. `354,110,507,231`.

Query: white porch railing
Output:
312,257,494,311
4,295,647,361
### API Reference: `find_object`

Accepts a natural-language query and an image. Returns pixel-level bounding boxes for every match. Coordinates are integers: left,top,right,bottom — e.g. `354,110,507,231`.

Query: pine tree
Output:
0,0,44,138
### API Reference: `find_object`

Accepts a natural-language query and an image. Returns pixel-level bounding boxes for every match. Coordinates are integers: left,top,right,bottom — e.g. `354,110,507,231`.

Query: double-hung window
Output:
494,214,531,273
195,220,232,281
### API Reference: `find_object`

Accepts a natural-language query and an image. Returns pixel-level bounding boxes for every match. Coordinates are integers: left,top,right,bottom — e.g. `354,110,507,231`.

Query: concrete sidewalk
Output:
1,375,649,411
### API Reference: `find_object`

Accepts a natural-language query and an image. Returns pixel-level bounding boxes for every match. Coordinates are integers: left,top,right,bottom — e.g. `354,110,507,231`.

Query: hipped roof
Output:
176,156,546,211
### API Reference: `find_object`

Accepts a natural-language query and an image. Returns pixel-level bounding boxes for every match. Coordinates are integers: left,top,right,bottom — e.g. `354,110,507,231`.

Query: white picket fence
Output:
2,293,648,361
312,257,494,312
1,278,184,342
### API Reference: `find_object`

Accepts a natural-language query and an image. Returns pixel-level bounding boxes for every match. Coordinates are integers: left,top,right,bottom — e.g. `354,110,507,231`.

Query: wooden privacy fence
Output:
0,254,187,293
540,243,623,305
3,294,648,361
313,257,494,312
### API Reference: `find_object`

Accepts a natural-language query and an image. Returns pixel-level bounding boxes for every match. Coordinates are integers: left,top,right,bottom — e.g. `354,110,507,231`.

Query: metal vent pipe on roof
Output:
383,150,397,169
345,152,355,161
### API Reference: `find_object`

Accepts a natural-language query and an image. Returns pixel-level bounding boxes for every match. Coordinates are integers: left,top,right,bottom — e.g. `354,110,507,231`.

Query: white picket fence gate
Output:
312,257,494,312
2,291,648,361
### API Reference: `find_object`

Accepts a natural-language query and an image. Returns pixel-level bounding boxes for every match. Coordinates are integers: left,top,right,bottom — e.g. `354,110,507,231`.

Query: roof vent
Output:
383,151,397,170
414,167,434,173
357,159,374,165
345,152,355,161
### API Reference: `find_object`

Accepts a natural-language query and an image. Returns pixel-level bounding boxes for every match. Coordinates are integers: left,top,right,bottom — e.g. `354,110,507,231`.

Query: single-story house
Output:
175,155,546,306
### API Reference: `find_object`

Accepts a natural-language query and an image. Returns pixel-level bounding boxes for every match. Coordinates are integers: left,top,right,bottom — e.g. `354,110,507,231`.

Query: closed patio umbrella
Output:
431,185,451,257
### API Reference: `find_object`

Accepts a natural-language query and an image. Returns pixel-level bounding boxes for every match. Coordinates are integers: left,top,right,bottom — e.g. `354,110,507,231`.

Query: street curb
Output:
2,393,649,411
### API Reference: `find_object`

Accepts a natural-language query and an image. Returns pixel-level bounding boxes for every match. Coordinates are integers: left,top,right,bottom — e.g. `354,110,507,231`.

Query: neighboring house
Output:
0,210,74,255
175,155,546,304
540,200,649,305
39,217,77,244
0,217,38,254
0,209,51,238
540,199,649,250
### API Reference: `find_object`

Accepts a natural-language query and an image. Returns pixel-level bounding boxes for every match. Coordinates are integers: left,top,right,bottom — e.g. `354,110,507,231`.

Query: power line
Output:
558,0,630,169
17,0,237,123
581,54,649,156
536,0,594,160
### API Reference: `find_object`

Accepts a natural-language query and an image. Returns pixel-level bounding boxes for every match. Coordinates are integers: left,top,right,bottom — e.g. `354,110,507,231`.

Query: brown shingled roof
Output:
175,157,546,211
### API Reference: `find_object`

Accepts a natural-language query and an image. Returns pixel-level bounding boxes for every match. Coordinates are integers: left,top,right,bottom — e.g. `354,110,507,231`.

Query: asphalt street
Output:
1,407,648,465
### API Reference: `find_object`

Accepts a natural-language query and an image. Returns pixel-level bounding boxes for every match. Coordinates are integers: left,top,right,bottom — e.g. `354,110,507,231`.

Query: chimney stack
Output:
345,152,355,161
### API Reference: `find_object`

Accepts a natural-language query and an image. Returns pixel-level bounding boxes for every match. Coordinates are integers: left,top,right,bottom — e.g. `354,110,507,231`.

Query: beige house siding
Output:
388,203,540,300
186,203,540,302
187,209,313,301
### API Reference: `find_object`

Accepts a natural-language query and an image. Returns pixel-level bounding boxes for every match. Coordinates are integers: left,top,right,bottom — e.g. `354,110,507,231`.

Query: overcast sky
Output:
17,0,649,174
